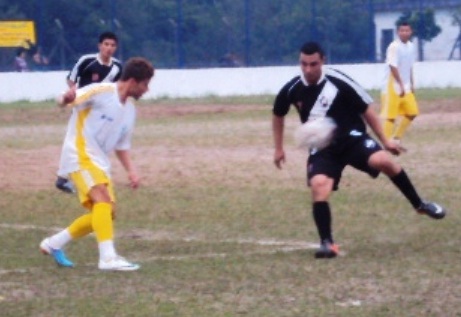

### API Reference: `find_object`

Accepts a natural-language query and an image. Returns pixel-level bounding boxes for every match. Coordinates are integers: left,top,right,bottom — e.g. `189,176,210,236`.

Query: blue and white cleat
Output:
40,238,74,268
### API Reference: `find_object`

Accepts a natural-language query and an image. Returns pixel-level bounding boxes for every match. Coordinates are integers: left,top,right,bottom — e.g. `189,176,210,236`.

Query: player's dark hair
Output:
99,31,118,43
397,21,411,28
300,42,325,58
120,57,154,82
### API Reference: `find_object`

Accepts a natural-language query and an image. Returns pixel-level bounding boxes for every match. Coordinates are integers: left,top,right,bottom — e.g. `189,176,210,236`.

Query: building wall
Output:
375,9,460,61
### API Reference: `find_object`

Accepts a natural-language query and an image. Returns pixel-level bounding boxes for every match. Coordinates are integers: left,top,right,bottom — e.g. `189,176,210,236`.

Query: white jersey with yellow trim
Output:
382,38,416,95
58,82,136,177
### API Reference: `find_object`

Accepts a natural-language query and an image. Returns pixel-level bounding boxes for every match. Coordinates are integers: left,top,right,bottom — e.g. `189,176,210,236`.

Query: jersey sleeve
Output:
68,83,113,109
115,108,135,150
67,56,89,83
273,77,299,117
342,80,373,114
386,42,398,68
113,62,123,82
115,129,132,151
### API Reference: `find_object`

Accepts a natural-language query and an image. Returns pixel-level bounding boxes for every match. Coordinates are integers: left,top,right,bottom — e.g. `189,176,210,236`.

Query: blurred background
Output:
1,0,461,71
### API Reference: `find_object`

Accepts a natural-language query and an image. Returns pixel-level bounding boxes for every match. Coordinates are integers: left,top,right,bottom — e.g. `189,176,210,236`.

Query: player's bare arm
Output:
115,150,140,189
411,68,415,93
390,65,405,97
272,115,286,169
363,106,405,155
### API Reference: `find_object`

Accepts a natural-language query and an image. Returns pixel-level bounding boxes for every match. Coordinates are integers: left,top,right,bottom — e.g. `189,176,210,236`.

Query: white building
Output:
374,0,461,61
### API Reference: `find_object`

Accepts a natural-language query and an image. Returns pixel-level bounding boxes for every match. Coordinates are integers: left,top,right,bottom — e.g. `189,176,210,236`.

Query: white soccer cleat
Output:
98,255,140,271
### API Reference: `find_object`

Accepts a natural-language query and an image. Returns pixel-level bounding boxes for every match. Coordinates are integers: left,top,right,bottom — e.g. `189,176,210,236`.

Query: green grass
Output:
1,91,461,316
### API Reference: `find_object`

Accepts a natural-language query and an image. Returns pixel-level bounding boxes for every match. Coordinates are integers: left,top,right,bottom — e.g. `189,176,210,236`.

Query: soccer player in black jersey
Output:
67,31,122,88
56,32,123,194
272,42,446,259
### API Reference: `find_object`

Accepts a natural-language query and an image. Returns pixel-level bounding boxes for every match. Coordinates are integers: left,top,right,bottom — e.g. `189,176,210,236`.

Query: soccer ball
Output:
294,117,337,151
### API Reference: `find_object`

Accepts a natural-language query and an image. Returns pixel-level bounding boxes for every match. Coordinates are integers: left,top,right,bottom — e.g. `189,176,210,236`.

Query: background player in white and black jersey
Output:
56,32,123,193
67,31,122,88
272,42,446,259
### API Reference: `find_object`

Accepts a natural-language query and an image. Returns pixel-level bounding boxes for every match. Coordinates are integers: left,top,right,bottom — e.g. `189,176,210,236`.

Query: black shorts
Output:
307,133,382,190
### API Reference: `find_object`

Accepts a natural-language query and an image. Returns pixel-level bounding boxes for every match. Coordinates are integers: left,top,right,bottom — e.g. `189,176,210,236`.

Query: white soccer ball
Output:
294,117,337,151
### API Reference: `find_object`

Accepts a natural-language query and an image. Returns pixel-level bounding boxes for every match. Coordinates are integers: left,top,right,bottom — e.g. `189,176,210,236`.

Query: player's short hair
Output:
99,31,118,43
120,57,154,82
397,21,412,29
300,42,325,58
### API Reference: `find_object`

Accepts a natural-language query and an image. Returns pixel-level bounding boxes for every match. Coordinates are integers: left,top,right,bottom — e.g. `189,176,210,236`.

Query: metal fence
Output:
1,0,461,72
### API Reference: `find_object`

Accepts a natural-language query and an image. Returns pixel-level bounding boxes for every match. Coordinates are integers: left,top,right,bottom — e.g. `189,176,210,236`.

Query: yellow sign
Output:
0,21,36,47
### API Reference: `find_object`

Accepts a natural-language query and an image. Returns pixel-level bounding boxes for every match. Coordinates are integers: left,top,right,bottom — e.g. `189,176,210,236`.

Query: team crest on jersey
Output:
92,73,100,81
319,96,328,107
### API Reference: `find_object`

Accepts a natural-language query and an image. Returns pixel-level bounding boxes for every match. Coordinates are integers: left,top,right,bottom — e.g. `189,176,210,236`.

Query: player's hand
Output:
57,87,77,107
274,149,286,169
128,171,140,189
383,139,407,156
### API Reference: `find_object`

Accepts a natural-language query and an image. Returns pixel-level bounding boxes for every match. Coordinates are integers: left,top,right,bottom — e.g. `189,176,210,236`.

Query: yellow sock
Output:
383,119,395,139
394,116,413,140
68,213,93,239
92,202,113,242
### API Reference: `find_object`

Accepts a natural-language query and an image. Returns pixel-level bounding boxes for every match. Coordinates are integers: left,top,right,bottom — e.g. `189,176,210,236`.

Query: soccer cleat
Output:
40,238,74,268
417,201,446,219
55,176,76,194
315,241,339,259
98,256,140,271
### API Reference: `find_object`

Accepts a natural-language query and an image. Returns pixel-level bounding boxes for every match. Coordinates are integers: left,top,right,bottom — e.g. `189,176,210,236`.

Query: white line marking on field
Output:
1,222,321,263
140,245,315,263
0,223,62,231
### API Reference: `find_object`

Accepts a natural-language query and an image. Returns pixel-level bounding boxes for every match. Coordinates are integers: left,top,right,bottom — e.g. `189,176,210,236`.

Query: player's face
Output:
98,39,117,59
299,52,324,85
129,78,151,100
397,25,412,43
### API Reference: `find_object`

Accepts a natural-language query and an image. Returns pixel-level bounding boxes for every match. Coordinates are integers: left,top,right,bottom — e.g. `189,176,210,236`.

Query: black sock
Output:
389,169,423,209
312,201,333,243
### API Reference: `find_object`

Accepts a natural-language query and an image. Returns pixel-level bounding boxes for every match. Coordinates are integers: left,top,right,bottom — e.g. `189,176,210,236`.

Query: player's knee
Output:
310,175,333,200
89,185,112,203
368,151,401,176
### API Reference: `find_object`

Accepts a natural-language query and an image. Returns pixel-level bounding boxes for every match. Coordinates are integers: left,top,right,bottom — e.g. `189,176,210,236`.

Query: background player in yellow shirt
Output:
381,22,418,142
40,57,154,271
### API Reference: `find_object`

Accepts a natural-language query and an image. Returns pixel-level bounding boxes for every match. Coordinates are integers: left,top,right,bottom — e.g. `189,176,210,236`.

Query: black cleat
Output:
55,176,75,194
315,241,339,259
417,201,446,219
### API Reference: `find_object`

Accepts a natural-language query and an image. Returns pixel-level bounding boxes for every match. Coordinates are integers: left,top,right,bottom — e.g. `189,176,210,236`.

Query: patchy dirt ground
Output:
1,99,460,191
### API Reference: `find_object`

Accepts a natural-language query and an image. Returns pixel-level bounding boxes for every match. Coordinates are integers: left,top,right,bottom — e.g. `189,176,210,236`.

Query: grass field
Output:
1,89,461,316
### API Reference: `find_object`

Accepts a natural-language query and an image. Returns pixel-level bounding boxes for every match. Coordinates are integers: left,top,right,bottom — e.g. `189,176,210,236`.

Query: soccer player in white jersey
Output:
381,22,418,142
40,57,154,271
56,32,123,194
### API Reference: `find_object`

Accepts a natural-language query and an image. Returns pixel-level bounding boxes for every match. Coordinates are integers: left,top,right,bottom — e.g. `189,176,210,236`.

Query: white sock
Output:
48,229,72,249
98,240,117,261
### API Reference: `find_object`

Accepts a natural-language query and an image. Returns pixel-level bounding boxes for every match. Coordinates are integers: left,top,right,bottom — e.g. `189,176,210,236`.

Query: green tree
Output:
396,9,442,61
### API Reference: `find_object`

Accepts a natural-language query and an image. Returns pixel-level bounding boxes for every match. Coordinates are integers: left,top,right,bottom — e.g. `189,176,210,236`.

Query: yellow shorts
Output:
380,91,419,119
69,168,115,210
